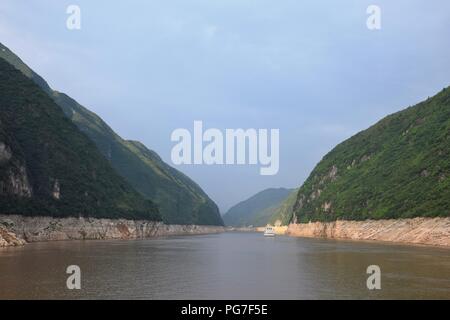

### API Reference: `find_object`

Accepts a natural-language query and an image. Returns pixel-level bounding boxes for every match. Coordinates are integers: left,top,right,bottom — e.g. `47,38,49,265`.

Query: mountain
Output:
267,189,298,226
52,91,223,225
292,87,450,223
0,42,223,226
223,188,293,227
0,58,160,220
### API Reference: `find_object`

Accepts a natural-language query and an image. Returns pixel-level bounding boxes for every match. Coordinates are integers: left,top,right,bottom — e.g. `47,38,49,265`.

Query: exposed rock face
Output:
0,226,26,247
0,142,12,164
0,215,225,246
52,180,60,200
286,217,450,247
0,142,33,197
8,166,32,197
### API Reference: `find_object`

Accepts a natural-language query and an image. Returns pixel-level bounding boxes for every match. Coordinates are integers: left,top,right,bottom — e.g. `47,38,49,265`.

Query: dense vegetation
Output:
0,42,223,226
0,58,160,220
293,87,450,223
51,92,223,225
267,189,298,226
223,188,293,227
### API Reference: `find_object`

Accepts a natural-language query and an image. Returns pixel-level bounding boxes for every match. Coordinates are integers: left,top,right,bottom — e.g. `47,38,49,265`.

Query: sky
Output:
1,0,449,212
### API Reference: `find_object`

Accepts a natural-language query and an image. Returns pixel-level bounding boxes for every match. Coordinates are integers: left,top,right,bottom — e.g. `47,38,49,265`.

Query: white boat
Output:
264,226,275,237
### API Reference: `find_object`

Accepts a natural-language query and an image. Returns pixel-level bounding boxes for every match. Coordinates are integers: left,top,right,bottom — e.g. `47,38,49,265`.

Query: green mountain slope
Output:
223,188,293,227
293,87,450,223
0,58,160,220
267,189,298,226
0,42,223,226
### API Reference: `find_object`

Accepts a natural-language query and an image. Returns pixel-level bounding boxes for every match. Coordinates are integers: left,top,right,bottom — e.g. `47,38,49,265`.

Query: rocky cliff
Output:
0,225,26,247
286,217,450,247
0,215,224,247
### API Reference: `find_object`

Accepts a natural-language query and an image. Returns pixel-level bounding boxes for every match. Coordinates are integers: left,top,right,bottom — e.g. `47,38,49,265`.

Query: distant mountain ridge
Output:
292,87,450,223
223,188,293,227
0,42,223,226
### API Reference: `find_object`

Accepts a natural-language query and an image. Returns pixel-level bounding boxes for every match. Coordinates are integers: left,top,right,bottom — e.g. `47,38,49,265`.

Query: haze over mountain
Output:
0,58,160,220
223,188,292,227
292,87,450,222
0,42,223,226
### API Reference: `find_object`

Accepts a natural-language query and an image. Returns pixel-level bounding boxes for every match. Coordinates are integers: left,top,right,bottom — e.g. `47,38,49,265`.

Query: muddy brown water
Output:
0,232,449,299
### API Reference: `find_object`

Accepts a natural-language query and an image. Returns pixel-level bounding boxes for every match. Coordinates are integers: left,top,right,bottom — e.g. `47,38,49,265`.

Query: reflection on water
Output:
0,232,449,299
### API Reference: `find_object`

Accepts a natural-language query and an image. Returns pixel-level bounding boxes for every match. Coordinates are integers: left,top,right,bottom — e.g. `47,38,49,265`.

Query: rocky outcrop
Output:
0,165,33,198
0,141,33,198
0,142,12,163
7,166,33,197
0,226,26,247
0,215,225,246
286,217,450,247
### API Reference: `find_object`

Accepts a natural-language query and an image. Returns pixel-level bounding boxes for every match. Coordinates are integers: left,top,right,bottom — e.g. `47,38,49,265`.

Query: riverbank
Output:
286,217,450,247
3,215,448,248
0,215,225,247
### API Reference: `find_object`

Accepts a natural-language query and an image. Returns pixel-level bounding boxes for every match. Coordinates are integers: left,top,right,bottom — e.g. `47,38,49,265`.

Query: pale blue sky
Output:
1,0,449,211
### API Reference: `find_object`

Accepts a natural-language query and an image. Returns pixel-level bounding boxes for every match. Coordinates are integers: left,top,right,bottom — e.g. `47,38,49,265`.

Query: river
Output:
0,232,449,299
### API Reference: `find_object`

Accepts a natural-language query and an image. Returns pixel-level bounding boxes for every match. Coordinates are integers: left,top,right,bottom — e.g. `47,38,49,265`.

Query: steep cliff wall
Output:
286,217,450,247
0,215,224,247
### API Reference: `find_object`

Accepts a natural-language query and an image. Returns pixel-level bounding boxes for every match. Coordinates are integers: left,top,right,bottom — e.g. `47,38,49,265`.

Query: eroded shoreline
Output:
286,217,450,247
0,214,225,247
2,215,449,248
